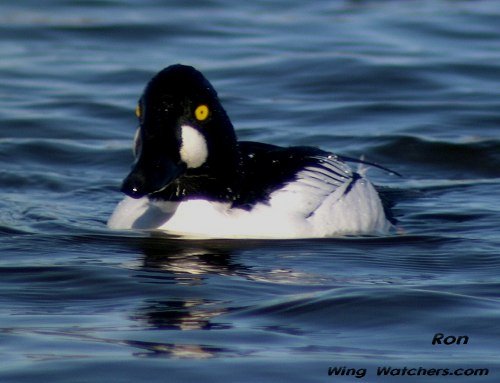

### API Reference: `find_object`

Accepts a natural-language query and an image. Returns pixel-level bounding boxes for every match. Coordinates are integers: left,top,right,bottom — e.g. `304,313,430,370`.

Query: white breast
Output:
107,173,392,239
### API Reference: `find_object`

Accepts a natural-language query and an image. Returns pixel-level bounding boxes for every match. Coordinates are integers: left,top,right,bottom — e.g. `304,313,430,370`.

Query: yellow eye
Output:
135,104,141,118
195,104,209,121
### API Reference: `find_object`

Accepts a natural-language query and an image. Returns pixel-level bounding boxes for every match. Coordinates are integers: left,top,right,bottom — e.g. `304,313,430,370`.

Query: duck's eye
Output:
135,104,141,119
194,104,209,121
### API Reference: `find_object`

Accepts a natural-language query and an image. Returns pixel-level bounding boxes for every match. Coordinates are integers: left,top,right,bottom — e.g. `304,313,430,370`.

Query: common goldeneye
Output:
108,64,397,238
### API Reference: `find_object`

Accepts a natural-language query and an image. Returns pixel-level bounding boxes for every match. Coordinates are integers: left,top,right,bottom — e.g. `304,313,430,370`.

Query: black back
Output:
150,142,338,210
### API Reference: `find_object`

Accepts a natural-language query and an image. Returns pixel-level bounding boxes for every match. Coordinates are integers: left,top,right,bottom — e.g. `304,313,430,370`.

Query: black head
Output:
121,64,238,199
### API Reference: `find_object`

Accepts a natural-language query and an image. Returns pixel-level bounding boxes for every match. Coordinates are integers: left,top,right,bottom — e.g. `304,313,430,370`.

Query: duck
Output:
108,64,397,239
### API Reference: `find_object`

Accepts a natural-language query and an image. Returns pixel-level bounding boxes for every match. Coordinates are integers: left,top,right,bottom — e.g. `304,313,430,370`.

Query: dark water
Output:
1,1,499,382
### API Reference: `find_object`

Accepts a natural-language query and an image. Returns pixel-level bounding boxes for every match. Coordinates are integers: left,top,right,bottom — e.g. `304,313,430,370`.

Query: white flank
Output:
107,153,393,238
179,125,208,168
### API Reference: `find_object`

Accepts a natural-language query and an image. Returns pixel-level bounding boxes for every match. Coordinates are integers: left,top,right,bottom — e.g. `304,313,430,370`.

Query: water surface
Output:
1,1,499,382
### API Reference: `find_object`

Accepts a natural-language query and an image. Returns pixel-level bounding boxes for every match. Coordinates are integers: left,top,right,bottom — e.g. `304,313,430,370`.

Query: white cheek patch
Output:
133,127,142,158
179,125,208,168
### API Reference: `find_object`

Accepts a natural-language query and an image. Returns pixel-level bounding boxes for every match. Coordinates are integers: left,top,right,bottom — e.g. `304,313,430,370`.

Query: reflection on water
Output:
133,299,230,331
140,235,247,279
127,238,243,358
128,340,228,359
124,236,332,358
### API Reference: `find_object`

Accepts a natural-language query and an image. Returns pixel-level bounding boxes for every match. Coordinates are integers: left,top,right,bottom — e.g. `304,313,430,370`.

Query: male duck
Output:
108,64,396,238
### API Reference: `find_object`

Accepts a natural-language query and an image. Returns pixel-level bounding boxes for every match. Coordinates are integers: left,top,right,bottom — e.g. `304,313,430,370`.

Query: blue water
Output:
1,1,499,382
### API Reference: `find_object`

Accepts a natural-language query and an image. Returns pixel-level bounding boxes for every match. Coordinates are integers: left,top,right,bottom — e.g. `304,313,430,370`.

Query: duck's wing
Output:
235,142,358,214
270,152,395,235
266,152,360,218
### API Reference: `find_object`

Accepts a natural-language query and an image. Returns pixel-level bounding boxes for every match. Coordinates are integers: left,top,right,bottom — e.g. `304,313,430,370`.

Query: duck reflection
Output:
128,296,233,359
127,338,228,359
132,299,230,331
139,233,251,281
118,234,325,358
125,235,256,358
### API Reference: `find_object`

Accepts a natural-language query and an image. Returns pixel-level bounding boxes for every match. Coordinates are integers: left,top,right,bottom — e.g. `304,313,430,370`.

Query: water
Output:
1,1,499,382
